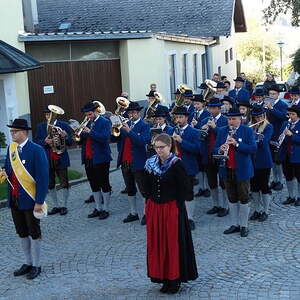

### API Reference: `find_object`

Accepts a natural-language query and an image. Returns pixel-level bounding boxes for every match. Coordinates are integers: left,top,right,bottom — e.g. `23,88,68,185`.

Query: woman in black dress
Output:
144,133,198,294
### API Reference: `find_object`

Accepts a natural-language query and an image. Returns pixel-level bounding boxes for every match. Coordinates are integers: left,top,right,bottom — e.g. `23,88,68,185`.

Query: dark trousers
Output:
49,159,69,190
85,161,111,193
186,175,195,202
224,169,250,204
11,208,41,239
270,144,281,165
121,163,146,197
205,159,225,190
282,158,300,182
250,168,271,194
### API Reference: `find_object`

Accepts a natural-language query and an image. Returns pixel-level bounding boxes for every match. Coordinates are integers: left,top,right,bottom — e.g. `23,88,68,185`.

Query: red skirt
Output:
146,199,180,281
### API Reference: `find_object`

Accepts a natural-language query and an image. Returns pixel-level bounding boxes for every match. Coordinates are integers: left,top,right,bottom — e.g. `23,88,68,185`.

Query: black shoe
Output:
273,182,283,191
206,206,220,215
85,195,95,203
121,188,128,194
88,209,101,218
48,207,61,215
240,227,249,237
202,189,211,198
123,213,139,223
193,178,199,186
140,215,146,225
189,219,195,231
99,210,109,220
250,211,260,221
26,266,41,280
168,283,181,294
13,264,32,276
60,207,68,215
194,189,204,197
295,198,300,207
258,212,268,222
160,283,169,293
224,225,240,234
282,197,295,205
217,208,229,217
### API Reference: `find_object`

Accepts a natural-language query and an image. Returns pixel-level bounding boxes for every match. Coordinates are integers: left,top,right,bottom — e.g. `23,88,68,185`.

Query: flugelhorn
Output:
110,97,130,137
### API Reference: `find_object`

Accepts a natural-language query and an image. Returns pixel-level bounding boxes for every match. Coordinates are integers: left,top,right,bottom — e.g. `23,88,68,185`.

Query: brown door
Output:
27,59,122,133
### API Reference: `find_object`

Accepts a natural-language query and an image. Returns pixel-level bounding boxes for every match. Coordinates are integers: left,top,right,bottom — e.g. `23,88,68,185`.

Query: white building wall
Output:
120,37,205,106
0,0,31,142
210,23,237,83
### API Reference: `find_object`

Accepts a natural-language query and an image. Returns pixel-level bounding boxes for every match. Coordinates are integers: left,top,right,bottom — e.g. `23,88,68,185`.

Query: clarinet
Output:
270,121,292,152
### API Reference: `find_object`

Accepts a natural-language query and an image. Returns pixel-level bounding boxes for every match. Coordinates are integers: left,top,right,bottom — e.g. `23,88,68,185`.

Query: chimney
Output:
22,0,39,33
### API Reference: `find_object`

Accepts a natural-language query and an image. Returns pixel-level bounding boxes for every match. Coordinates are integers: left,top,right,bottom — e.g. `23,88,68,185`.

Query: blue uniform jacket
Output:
214,125,257,182
163,125,175,135
229,88,250,102
112,119,151,171
266,99,288,141
34,121,73,169
5,140,49,210
178,125,201,175
252,123,273,169
278,120,300,163
193,109,211,123
80,116,112,165
197,115,228,165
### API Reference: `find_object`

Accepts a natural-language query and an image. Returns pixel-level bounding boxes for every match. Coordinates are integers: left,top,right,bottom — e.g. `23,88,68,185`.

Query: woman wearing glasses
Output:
144,133,198,294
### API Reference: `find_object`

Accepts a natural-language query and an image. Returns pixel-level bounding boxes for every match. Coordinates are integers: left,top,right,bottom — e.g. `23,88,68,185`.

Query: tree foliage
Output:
291,48,300,73
263,0,300,27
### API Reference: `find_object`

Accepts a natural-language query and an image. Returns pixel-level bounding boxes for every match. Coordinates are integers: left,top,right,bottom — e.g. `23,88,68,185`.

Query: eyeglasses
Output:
154,145,168,150
10,130,24,134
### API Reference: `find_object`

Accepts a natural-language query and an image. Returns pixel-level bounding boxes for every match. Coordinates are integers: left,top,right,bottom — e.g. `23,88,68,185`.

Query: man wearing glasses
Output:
1,119,48,280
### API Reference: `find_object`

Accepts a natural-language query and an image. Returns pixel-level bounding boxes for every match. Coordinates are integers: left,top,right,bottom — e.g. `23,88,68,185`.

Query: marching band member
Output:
215,81,228,99
278,105,300,206
172,106,201,230
80,102,112,220
191,94,210,198
35,106,73,216
182,90,195,124
197,98,229,217
237,100,252,125
266,84,288,191
144,133,198,294
228,76,250,103
215,107,257,237
221,96,235,114
251,88,266,106
3,119,49,279
289,86,300,107
249,106,273,222
112,101,150,224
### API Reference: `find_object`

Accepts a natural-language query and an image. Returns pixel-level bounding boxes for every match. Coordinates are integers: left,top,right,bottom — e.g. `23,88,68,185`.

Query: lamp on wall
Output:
277,41,284,81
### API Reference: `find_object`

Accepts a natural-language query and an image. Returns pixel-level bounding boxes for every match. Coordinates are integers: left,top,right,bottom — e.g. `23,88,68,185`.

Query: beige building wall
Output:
120,37,205,106
0,0,31,121
210,23,237,83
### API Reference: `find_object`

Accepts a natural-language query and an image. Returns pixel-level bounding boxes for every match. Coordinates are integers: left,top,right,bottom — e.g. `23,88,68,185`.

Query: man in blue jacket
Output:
35,107,73,216
196,98,229,217
215,107,257,237
290,86,300,107
112,101,150,224
228,77,250,103
4,119,49,279
172,106,201,230
266,84,288,191
278,105,300,206
79,102,112,220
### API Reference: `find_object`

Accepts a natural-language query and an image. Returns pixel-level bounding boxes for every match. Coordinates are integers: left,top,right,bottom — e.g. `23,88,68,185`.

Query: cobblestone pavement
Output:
0,170,300,300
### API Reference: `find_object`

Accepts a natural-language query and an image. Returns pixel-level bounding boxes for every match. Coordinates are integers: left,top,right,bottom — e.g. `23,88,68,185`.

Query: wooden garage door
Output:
27,59,122,133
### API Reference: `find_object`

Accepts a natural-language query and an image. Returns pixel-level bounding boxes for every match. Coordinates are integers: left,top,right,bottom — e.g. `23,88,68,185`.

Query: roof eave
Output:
155,33,217,46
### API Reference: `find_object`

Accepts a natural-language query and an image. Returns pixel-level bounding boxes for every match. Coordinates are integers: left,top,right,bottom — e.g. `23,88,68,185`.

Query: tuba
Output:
203,79,217,101
171,84,192,114
145,92,163,121
110,97,130,137
47,105,66,154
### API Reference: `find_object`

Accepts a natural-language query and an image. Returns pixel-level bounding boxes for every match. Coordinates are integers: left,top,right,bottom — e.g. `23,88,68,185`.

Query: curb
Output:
0,167,119,209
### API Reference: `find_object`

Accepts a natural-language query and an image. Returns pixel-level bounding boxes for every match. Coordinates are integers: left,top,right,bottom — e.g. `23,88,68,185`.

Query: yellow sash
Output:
9,142,36,201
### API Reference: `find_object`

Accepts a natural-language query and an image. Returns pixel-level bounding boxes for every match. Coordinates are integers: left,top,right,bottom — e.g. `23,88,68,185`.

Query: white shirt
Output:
18,138,29,152
161,123,166,131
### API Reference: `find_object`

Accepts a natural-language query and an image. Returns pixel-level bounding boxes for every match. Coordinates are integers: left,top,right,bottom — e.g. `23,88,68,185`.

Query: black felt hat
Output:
125,101,143,112
172,106,190,116
226,107,243,117
81,101,99,112
7,119,32,130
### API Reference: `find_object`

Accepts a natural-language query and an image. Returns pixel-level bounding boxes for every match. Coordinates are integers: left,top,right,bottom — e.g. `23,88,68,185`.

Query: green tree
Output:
291,48,300,73
263,0,300,27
